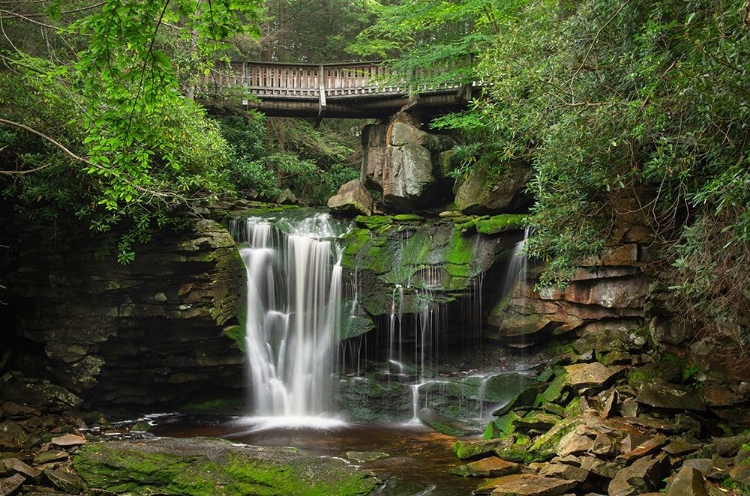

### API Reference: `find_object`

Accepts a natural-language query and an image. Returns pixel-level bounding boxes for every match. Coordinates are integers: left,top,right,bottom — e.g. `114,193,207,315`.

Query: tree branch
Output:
0,117,93,173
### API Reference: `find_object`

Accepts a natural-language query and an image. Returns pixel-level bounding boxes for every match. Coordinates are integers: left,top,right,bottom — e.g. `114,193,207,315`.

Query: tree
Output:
0,0,262,262
468,0,749,339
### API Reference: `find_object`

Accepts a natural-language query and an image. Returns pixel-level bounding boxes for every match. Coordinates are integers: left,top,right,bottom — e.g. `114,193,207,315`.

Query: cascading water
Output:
230,212,350,418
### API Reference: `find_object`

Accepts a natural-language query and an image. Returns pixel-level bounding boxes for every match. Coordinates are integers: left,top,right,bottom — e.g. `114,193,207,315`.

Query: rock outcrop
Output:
327,178,374,216
453,160,533,214
1,208,246,409
362,121,455,211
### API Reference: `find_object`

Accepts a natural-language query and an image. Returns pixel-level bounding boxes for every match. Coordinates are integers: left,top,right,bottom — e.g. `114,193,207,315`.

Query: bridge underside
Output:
201,90,470,120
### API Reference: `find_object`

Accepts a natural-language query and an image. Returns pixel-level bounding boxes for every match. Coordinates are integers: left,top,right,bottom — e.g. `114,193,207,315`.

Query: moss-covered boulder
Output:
74,438,379,496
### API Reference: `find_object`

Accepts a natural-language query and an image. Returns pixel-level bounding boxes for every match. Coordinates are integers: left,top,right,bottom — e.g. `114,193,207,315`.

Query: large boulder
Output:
327,178,374,216
362,122,454,211
453,161,533,214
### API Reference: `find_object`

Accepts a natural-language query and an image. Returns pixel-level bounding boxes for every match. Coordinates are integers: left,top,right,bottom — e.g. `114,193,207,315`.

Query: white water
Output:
232,213,349,418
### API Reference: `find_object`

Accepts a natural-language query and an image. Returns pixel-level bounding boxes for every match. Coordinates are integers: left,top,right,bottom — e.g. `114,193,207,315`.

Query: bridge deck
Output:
200,61,472,119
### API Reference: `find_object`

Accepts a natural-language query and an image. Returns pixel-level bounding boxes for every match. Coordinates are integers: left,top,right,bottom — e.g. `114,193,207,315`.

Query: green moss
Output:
453,438,515,460
74,439,379,496
527,417,585,461
223,325,245,352
354,215,393,230
475,215,526,235
627,366,657,388
393,214,423,222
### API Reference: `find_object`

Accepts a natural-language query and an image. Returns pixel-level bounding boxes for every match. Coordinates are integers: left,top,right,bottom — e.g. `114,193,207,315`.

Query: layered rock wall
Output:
0,208,246,409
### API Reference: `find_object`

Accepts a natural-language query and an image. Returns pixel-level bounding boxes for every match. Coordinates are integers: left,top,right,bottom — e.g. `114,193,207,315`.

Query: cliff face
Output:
1,208,246,409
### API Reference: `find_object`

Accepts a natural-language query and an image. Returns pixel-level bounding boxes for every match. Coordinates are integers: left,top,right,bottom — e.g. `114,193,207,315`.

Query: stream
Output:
151,415,480,495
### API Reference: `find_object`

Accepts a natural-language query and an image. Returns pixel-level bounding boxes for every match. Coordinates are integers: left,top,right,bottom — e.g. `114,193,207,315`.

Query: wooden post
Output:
316,64,326,127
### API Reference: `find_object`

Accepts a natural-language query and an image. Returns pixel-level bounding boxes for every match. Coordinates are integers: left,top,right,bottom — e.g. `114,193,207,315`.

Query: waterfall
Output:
230,212,350,418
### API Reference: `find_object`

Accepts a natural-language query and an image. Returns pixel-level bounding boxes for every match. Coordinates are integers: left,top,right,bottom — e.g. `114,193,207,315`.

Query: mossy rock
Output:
453,437,515,461
418,408,481,437
527,417,586,461
392,214,423,222
223,325,245,352
456,215,526,235
354,215,393,230
74,437,379,496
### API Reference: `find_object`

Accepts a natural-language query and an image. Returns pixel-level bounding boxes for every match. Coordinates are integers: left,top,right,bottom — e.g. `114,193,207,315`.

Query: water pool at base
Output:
151,415,481,495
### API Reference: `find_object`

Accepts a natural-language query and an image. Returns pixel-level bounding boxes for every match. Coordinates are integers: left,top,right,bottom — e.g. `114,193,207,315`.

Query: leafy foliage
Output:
362,0,749,334
0,0,262,262
479,0,749,326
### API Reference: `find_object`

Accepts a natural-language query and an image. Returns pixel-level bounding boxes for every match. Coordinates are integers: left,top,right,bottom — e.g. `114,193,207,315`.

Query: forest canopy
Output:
1,0,748,335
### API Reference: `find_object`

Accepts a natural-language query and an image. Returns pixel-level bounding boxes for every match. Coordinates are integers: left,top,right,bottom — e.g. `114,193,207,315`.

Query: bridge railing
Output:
202,61,468,99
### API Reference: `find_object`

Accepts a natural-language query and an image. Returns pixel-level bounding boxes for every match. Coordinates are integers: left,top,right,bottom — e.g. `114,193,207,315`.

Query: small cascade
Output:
503,226,531,298
230,212,350,418
409,384,421,423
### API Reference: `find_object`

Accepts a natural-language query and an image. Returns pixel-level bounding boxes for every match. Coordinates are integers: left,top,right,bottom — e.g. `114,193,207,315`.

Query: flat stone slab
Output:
449,457,520,477
50,434,87,447
565,363,623,389
33,451,69,465
487,473,577,495
636,379,706,412
73,437,379,496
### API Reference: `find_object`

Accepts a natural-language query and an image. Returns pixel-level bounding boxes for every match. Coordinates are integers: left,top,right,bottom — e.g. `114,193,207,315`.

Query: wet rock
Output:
418,408,481,437
453,438,514,461
449,457,521,477
515,412,561,432
328,179,374,216
607,454,670,496
493,383,547,417
485,473,577,496
344,451,389,463
636,378,706,412
666,466,710,496
0,473,25,496
45,468,85,494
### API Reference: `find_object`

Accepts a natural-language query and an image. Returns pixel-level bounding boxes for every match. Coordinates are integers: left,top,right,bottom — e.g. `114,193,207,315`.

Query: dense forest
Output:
1,0,748,350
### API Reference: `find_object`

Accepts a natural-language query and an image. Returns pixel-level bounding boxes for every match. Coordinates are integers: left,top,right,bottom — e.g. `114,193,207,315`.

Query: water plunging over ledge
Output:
229,211,352,420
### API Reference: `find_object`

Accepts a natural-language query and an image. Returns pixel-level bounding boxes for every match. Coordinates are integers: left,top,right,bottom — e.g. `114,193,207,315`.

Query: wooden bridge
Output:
200,61,474,121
